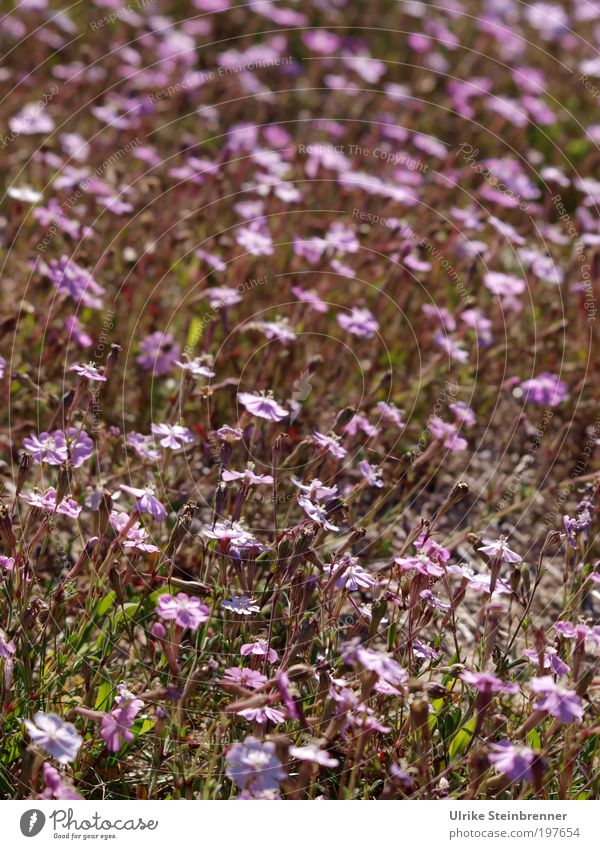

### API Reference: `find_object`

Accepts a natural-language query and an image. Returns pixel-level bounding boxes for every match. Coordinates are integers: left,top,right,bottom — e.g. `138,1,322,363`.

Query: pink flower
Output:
202,521,264,551
0,556,15,572
41,763,82,800
221,667,267,690
156,593,210,631
520,373,568,407
100,707,138,752
240,640,278,664
395,552,445,578
236,706,286,725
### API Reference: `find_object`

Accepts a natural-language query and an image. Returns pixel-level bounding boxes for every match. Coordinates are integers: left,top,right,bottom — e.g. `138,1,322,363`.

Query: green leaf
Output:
95,592,117,617
448,716,476,760
95,679,114,711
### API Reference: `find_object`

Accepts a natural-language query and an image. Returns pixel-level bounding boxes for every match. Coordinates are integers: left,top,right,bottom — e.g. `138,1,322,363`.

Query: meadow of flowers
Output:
1,0,600,803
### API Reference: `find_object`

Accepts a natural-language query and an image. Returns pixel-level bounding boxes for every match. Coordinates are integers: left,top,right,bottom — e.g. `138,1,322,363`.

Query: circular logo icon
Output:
20,810,46,837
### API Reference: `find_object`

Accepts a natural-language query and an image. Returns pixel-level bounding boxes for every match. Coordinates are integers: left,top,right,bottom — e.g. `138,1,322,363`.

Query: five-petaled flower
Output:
156,593,210,631
25,712,83,764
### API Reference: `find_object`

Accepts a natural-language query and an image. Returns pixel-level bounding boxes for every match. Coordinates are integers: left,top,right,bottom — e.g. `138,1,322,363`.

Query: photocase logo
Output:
20,810,46,837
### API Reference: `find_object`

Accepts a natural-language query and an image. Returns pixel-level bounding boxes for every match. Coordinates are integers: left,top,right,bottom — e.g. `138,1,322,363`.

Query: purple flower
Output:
530,677,584,723
0,556,15,572
395,552,445,578
10,102,55,135
489,741,535,782
119,484,167,520
221,595,260,616
291,286,328,313
200,286,242,309
202,521,262,550
217,425,243,442
520,373,568,407
238,391,289,421
235,225,274,256
478,537,522,563
23,429,93,467
0,629,15,688
110,512,160,553
156,593,210,631
175,357,215,378
126,432,160,462
324,555,376,591
461,670,519,695
225,736,285,794
298,496,339,532
523,647,570,677
25,712,83,764
449,402,476,426
246,318,296,344
20,488,81,519
0,356,5,379
359,459,383,488
65,315,93,348
428,417,467,451
415,533,451,564
151,423,194,450
240,639,278,664
221,667,267,690
345,414,379,438
70,362,106,382
376,401,405,428
337,307,379,338
222,463,274,487
312,431,347,459
136,332,181,376
291,477,338,501
289,744,339,767
342,639,408,686
47,256,105,310
100,707,138,752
